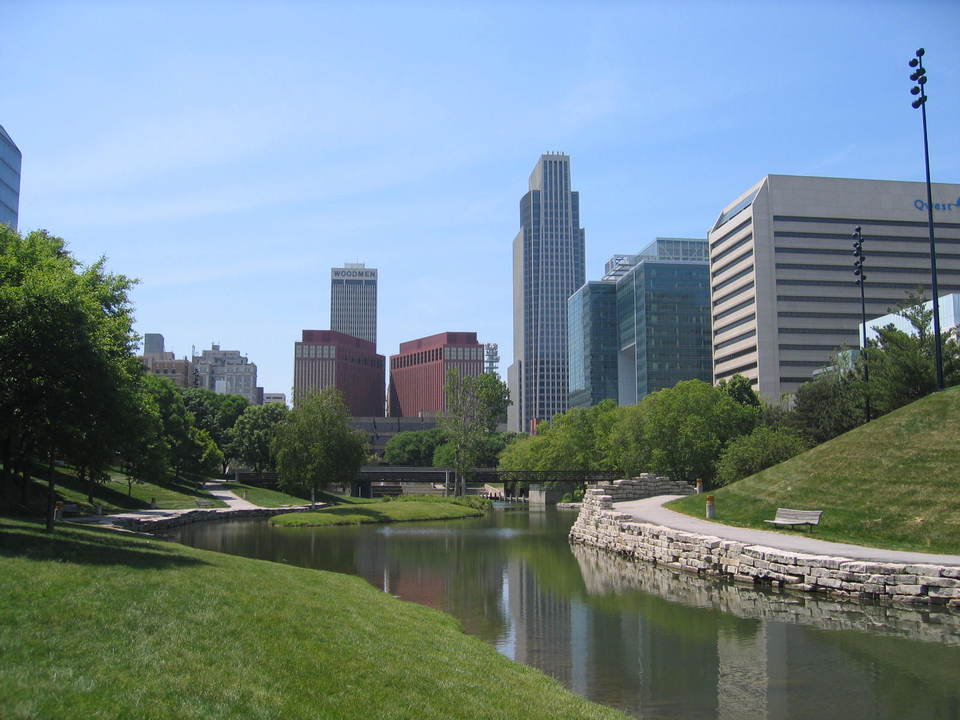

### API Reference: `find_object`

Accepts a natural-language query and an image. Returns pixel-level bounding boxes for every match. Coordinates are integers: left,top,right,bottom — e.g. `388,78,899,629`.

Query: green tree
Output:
273,388,368,496
791,370,864,444
715,426,809,486
863,294,960,415
383,428,447,466
615,380,758,485
179,388,248,473
718,373,761,407
439,370,511,495
0,227,140,526
230,403,288,479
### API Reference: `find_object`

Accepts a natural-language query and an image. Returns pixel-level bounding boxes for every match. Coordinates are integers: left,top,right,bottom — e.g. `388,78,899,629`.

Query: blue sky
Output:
5,0,959,399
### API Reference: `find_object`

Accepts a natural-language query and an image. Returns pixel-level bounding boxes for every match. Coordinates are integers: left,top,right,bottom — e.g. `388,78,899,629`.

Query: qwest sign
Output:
915,196,960,212
332,269,377,279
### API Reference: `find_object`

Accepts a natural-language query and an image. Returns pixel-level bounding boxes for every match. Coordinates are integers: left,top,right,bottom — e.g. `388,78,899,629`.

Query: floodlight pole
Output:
853,226,871,422
909,48,945,390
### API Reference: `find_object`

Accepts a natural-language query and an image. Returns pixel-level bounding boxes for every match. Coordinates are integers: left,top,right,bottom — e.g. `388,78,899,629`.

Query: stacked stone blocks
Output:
571,488,960,611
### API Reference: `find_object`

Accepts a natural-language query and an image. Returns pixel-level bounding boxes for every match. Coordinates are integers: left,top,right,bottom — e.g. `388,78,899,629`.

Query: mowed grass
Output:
0,518,624,720
220,481,311,508
29,468,225,513
272,499,485,527
668,386,960,554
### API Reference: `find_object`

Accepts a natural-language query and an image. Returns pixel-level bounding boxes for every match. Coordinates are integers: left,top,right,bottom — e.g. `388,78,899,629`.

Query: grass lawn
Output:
668,386,960,554
26,468,225,514
0,517,624,720
272,499,486,527
220,481,311,508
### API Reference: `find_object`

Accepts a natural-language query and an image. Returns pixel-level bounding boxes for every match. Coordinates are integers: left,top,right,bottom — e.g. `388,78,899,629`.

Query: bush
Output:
715,426,809,486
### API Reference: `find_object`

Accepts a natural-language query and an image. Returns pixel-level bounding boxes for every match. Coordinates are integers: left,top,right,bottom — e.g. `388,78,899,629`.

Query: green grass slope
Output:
668,386,960,554
0,518,624,720
272,500,485,527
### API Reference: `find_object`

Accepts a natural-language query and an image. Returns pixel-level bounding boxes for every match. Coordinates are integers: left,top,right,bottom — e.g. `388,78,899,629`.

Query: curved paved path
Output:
617,495,960,567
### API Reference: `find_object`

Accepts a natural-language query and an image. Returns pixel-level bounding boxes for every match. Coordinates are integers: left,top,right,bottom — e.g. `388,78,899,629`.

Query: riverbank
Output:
570,491,960,610
0,516,624,719
271,498,487,527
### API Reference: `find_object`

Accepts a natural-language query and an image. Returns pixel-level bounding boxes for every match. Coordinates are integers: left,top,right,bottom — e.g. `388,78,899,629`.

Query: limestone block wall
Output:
570,488,960,611
592,473,695,501
572,544,960,646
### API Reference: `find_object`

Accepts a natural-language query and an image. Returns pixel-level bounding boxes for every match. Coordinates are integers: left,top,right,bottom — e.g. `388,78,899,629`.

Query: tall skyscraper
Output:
0,125,22,230
331,263,378,345
507,153,586,433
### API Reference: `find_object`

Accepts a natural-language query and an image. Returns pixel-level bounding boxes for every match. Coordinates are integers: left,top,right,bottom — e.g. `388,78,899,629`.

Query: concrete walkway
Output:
71,479,313,526
617,495,960,567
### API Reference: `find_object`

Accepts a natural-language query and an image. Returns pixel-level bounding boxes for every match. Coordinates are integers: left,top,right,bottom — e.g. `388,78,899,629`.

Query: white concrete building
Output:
860,293,960,344
708,175,960,400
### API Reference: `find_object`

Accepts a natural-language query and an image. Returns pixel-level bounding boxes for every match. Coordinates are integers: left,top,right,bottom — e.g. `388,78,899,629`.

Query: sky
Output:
4,0,960,399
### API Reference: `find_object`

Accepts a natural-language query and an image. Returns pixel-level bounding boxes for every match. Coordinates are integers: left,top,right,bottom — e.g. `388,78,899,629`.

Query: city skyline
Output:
5,2,959,397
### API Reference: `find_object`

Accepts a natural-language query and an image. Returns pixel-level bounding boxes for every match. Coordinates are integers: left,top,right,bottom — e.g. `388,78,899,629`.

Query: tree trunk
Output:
45,456,57,532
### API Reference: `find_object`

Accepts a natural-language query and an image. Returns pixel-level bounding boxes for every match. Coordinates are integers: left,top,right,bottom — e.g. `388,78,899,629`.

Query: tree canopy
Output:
0,227,141,524
273,389,368,495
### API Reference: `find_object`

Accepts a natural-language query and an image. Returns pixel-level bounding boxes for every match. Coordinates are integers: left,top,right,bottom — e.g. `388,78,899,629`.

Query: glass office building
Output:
508,153,586,432
568,238,712,407
0,125,21,230
568,281,618,409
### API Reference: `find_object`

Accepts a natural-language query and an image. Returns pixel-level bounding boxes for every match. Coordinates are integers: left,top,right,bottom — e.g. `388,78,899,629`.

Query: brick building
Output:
388,332,484,417
293,330,385,416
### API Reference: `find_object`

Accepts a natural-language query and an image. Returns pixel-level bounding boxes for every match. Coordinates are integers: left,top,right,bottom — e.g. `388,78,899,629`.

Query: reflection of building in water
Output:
505,555,575,687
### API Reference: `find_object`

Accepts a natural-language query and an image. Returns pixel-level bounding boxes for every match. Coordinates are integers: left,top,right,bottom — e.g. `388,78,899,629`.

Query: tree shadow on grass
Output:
0,519,211,570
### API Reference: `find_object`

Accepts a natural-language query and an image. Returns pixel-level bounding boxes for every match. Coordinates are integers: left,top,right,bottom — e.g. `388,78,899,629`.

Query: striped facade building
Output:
708,175,960,400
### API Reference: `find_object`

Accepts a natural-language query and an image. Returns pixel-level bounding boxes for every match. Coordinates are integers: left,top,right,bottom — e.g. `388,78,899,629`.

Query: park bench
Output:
764,508,823,532
195,499,213,508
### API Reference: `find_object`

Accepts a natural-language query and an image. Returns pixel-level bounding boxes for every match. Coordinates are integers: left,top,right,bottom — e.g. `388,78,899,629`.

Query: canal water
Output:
169,506,960,719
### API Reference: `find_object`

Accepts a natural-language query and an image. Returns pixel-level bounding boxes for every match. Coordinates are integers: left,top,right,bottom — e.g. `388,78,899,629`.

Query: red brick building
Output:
293,330,385,416
388,332,484,417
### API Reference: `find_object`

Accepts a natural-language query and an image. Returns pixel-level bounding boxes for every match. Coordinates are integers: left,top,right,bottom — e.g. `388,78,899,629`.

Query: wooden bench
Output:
764,508,823,531
195,499,213,508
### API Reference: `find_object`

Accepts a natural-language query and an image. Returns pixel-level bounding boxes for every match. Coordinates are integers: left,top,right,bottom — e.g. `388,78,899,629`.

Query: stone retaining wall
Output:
570,489,960,611
593,473,696,501
118,506,316,533
572,544,960,646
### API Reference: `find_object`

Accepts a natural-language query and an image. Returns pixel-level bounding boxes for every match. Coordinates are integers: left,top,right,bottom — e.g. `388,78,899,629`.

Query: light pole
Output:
853,226,871,422
909,47,945,390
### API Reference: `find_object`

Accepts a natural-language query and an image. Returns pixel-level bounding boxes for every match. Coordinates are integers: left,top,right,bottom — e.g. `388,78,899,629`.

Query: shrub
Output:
715,426,809,486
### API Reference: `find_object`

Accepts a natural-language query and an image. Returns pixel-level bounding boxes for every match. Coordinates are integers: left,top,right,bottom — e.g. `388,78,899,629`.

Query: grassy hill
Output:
0,517,623,720
668,386,960,554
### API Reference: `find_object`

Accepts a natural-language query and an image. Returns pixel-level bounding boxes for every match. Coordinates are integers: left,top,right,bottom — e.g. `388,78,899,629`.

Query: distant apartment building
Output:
293,330,385,416
0,125,22,230
140,333,194,388
708,175,960,400
331,263,378,345
388,332,484,417
263,393,288,406
192,343,259,404
568,238,712,408
508,153,586,432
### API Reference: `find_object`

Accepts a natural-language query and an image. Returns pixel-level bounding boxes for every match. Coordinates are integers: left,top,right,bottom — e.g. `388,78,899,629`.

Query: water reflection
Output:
169,509,960,720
